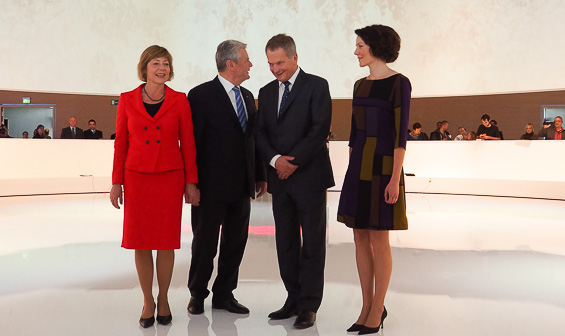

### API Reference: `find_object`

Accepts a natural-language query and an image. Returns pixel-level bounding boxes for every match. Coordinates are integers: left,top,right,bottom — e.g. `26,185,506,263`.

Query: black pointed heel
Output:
358,306,387,335
347,323,363,332
156,302,172,325
139,302,156,328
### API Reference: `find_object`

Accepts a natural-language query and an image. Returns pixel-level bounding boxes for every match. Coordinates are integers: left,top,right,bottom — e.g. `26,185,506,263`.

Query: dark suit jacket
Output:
188,76,266,202
112,84,198,185
84,129,103,139
257,69,334,194
538,125,565,140
430,129,450,140
60,126,84,139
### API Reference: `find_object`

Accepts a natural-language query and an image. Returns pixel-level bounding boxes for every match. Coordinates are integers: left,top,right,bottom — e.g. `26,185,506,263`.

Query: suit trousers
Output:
188,195,250,301
272,189,327,312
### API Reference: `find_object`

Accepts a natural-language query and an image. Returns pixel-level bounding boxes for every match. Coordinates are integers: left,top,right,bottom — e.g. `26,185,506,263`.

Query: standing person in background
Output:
407,122,427,141
84,119,104,139
110,45,199,328
476,114,501,140
538,116,564,140
337,24,410,335
0,128,12,138
60,116,84,139
257,33,334,330
33,125,48,139
186,40,267,316
490,120,503,140
430,120,450,140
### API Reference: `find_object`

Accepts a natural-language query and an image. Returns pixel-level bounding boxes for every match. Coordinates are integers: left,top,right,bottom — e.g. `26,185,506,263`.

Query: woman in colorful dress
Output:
337,25,410,335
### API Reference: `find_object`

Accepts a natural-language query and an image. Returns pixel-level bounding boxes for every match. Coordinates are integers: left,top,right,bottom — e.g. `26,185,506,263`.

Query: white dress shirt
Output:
270,67,301,168
217,74,248,118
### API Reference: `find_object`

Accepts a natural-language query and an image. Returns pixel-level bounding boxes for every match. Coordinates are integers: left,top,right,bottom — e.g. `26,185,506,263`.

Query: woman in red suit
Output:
110,45,199,328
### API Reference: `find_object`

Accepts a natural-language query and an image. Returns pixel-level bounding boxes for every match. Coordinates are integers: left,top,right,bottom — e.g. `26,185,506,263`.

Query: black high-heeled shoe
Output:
347,323,363,332
358,306,387,335
139,302,156,328
156,302,172,325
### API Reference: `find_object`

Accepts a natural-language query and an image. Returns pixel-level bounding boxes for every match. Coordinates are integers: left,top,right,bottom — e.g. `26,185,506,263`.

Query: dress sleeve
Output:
179,96,198,183
394,76,411,149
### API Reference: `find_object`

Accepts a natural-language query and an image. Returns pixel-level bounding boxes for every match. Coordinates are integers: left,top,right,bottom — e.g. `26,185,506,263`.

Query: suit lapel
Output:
264,80,280,125
153,86,177,120
278,69,305,119
212,77,246,133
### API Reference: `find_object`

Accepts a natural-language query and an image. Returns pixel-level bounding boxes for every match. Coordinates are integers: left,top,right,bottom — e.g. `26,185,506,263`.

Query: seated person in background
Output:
465,131,477,140
520,123,538,140
476,114,501,140
44,129,52,139
454,127,467,141
408,122,428,140
430,120,451,140
60,116,85,139
22,131,29,138
111,133,116,139
32,124,49,139
84,119,103,139
490,120,504,140
538,116,564,140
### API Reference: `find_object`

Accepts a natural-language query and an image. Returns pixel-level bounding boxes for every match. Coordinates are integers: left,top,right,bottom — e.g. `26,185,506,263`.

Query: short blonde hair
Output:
137,45,174,82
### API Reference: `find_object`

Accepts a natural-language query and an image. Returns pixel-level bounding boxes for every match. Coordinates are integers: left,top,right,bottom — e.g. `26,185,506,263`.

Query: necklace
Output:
143,86,165,102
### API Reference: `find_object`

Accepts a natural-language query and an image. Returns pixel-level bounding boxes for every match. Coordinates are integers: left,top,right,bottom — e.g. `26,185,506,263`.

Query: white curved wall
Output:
1,140,564,200
1,0,564,98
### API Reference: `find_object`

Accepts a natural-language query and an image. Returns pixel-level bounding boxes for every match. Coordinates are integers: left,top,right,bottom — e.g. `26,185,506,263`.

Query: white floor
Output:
1,192,564,336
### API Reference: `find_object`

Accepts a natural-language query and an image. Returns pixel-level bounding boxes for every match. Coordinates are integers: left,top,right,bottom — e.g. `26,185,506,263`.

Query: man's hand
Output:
275,156,298,180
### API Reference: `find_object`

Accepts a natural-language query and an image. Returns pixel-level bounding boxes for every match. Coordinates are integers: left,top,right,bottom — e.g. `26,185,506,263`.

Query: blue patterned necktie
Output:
232,86,247,131
279,81,291,117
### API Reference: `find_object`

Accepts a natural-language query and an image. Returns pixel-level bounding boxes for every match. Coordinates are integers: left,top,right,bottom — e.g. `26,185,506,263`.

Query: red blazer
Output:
112,84,198,184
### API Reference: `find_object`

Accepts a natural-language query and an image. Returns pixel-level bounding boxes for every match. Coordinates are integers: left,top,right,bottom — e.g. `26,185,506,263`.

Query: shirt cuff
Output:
270,154,281,168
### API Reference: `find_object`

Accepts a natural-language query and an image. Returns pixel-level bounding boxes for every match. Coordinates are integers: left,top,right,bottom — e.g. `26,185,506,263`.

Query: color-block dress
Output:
337,74,411,230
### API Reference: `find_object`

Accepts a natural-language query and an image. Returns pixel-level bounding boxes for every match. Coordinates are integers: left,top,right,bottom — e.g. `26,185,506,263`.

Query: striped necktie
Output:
232,86,247,131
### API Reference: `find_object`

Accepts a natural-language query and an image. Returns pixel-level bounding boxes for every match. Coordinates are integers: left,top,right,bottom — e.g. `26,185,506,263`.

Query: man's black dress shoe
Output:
293,310,316,329
268,303,299,320
187,297,204,315
212,298,249,314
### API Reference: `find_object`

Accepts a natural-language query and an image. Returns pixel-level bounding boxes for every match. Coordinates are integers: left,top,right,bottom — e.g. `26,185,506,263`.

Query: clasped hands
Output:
275,156,298,180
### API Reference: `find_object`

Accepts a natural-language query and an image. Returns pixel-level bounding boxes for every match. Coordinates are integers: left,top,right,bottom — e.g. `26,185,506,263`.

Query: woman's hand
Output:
384,179,399,204
110,184,123,209
185,183,200,206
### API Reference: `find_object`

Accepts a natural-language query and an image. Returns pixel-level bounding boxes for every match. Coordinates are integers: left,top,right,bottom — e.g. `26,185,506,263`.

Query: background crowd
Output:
408,114,564,141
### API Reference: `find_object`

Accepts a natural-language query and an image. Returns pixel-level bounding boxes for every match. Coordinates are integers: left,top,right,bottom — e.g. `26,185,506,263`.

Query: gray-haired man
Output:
186,40,267,315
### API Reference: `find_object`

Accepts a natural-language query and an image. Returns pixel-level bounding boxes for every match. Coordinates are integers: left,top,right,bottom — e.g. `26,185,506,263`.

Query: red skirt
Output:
122,169,185,250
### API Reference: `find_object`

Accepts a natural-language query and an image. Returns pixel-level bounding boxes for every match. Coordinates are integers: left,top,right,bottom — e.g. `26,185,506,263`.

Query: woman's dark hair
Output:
355,24,401,63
